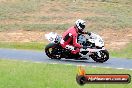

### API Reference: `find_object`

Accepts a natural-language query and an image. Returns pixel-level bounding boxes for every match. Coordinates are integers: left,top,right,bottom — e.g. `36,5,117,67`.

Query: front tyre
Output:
90,50,109,63
45,43,61,60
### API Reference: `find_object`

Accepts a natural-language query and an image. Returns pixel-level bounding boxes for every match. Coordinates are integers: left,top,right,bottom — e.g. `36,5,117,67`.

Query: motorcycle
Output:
44,32,109,63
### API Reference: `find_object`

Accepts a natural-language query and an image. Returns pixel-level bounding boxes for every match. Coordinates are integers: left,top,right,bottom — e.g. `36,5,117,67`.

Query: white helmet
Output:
75,19,86,32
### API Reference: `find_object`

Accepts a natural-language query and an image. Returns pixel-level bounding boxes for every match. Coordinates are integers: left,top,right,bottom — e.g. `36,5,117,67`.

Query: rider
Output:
60,19,91,54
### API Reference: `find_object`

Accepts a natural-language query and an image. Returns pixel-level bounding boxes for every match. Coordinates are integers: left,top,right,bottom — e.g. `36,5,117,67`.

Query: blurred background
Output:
0,0,131,58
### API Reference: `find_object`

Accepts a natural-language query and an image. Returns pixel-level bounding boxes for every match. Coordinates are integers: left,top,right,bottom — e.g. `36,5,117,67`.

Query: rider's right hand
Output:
83,46,87,49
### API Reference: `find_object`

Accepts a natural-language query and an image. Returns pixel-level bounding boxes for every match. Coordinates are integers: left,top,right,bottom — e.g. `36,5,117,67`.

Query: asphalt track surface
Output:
0,48,132,70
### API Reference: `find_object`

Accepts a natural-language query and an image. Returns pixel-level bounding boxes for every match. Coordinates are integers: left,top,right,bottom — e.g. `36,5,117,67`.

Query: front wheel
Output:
45,43,61,60
90,50,109,63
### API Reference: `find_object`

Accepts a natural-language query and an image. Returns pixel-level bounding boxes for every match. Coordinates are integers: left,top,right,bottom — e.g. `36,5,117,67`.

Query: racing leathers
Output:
60,26,90,54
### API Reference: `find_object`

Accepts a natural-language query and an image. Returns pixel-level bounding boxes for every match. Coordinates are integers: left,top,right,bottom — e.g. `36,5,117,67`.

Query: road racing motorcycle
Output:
44,32,109,63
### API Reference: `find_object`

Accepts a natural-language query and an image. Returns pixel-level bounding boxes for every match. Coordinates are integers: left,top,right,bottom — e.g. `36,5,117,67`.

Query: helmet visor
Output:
79,23,85,30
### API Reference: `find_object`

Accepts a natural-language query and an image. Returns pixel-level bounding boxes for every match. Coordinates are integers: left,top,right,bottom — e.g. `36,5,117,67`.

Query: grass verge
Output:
0,59,131,88
0,42,46,51
110,42,132,59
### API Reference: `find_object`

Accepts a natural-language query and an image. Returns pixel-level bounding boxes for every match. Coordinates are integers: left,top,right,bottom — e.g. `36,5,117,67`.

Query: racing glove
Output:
83,46,87,49
82,31,91,36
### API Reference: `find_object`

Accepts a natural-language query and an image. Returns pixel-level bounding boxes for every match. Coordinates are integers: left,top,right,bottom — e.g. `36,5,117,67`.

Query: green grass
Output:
0,24,70,31
0,0,41,20
0,42,45,50
0,59,131,88
110,43,132,59
85,16,132,30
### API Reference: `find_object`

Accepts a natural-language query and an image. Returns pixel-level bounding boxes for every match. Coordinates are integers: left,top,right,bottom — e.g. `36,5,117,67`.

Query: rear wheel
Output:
45,43,61,60
90,50,109,63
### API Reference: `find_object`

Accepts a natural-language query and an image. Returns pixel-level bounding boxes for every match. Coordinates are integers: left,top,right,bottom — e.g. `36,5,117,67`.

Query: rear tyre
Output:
45,43,61,60
90,50,109,63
